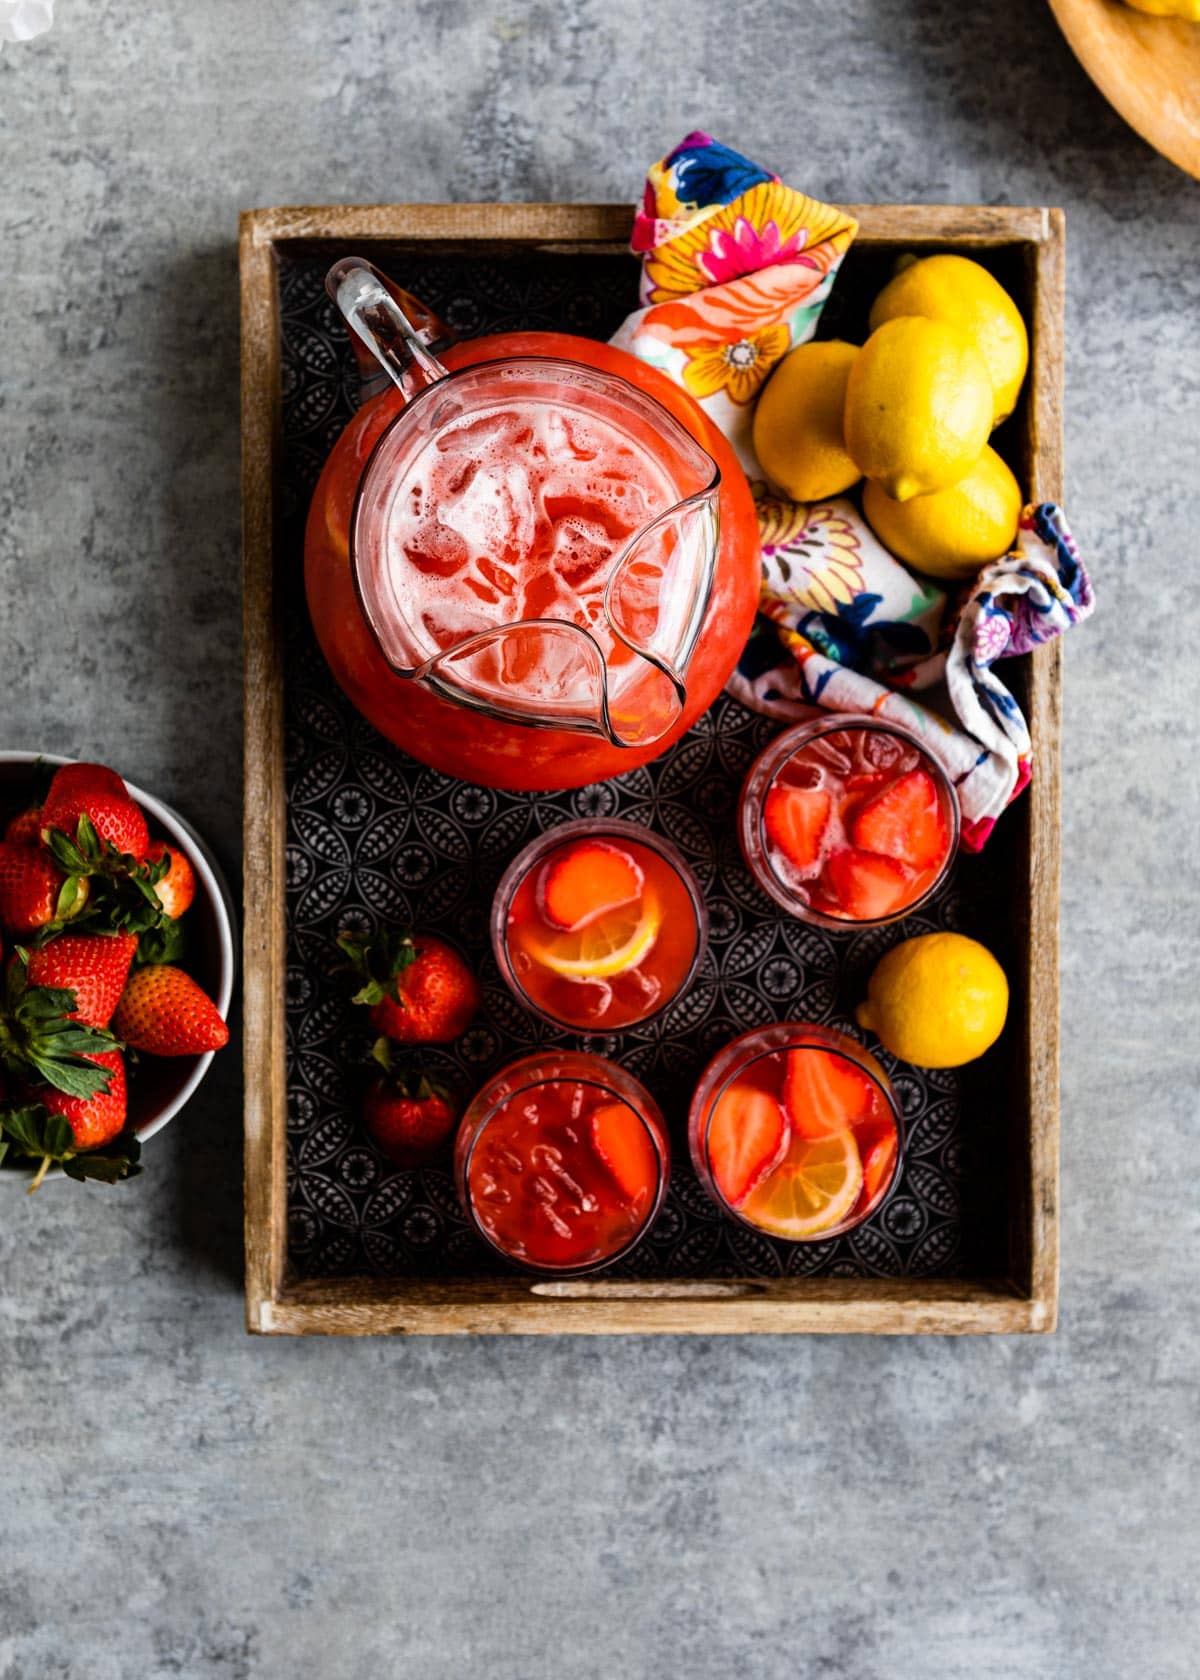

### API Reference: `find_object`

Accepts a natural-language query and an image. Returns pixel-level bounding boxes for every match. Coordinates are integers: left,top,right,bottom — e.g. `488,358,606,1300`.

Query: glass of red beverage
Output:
688,1023,902,1242
492,819,707,1032
739,714,958,928
455,1051,669,1274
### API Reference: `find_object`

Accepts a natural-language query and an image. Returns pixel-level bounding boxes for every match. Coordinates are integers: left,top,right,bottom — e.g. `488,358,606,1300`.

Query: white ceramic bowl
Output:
0,752,237,1182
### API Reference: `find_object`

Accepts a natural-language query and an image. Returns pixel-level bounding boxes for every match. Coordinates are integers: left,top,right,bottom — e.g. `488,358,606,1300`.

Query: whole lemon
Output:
752,340,862,502
856,933,1009,1068
862,446,1022,580
869,254,1029,426
843,317,993,503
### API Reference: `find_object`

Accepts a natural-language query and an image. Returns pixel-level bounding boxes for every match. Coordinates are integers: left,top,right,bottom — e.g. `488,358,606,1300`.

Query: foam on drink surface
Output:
382,398,683,702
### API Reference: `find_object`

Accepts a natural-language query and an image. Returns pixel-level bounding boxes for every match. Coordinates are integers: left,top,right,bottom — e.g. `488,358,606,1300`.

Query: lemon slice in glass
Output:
528,887,661,981
741,1130,864,1239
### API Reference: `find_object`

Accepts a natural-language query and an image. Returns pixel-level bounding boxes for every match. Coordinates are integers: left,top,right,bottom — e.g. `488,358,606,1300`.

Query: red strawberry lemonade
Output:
455,1052,669,1273
689,1024,902,1241
739,715,958,927
492,820,706,1031
350,367,721,751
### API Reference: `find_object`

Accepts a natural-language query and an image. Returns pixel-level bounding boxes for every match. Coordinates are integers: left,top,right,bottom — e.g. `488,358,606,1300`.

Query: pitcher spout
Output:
412,619,690,752
602,482,721,738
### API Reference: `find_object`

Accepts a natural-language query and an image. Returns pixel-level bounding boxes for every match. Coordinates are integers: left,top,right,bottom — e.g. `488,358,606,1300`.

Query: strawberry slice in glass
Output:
850,768,948,871
782,1046,887,1140
707,1084,789,1209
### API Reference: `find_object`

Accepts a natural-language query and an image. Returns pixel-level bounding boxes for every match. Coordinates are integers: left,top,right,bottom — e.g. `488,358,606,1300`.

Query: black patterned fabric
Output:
278,251,1014,1282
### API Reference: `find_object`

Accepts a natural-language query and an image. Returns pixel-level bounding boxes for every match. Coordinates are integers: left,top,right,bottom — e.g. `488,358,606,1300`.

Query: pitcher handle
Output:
325,256,451,405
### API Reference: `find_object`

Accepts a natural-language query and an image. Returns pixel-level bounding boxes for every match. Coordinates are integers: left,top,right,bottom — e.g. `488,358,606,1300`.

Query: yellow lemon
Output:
843,317,993,502
527,890,662,981
752,340,862,502
1123,0,1200,15
856,933,1009,1069
869,254,1029,426
862,446,1023,580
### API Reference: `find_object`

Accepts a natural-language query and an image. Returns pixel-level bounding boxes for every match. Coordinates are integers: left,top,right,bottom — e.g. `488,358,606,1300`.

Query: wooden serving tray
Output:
241,202,1064,1336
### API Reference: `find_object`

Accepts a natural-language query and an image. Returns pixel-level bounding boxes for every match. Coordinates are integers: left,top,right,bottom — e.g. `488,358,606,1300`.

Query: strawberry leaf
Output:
54,873,87,921
367,1038,453,1105
0,1105,47,1156
0,951,118,1096
24,1050,113,1099
134,916,187,967
44,1111,75,1157
40,818,170,938
44,827,91,875
61,1132,141,1184
1,1105,73,1159
0,1104,141,1186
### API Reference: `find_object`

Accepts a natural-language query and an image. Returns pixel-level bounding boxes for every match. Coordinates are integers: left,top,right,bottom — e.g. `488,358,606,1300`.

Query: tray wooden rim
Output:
241,201,1064,1336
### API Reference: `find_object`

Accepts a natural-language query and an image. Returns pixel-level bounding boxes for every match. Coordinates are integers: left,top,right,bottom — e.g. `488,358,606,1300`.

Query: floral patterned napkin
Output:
611,132,1094,850
613,134,857,474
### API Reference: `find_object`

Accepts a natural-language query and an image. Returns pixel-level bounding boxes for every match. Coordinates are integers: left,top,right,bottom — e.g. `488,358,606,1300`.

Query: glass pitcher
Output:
304,257,761,791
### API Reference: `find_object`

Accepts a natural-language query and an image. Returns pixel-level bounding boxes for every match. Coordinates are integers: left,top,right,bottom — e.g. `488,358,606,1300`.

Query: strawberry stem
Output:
335,928,419,1008
27,1154,51,1194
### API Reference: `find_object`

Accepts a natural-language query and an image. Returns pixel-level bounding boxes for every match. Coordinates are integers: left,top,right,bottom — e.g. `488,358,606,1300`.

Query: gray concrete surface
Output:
1,2,1197,1676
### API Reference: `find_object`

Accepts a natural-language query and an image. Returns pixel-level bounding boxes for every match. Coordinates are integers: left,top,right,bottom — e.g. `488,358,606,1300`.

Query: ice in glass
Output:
739,715,958,927
492,819,706,1032
455,1051,668,1274
376,396,704,714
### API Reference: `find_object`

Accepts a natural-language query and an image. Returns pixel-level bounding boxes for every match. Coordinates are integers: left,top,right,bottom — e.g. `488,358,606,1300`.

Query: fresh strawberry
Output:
858,1120,899,1206
43,817,173,940
112,964,228,1056
0,842,88,935
4,806,43,847
763,784,833,876
783,1047,884,1141
0,950,119,1099
337,928,479,1044
363,1043,456,1167
27,1049,126,1151
707,1082,789,1208
144,840,196,919
824,848,913,920
26,931,138,1028
41,762,149,861
850,769,948,872
539,840,643,931
6,1048,139,1191
590,1100,658,1200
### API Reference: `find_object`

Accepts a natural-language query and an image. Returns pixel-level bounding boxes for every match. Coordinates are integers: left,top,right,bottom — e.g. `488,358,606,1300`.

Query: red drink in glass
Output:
455,1051,668,1274
689,1024,902,1242
493,819,706,1032
739,714,958,927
